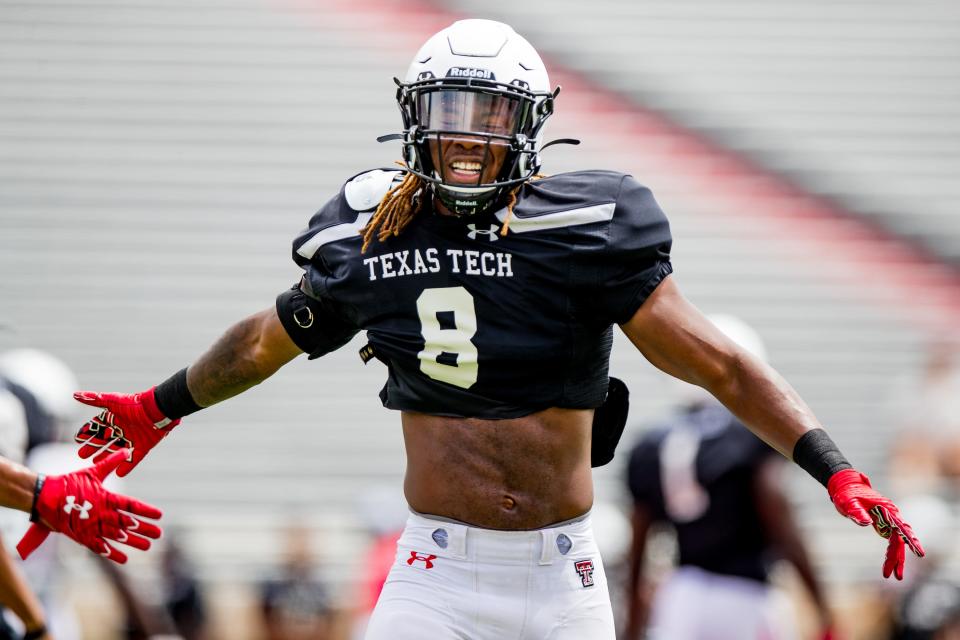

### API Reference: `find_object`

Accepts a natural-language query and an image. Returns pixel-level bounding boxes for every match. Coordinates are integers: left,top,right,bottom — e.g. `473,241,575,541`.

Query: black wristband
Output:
29,475,45,524
792,428,852,487
23,625,47,640
153,368,203,420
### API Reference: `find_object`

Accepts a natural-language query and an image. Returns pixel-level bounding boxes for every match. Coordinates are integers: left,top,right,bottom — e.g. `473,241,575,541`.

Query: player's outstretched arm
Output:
3,450,163,565
74,306,304,476
621,275,924,579
0,534,49,639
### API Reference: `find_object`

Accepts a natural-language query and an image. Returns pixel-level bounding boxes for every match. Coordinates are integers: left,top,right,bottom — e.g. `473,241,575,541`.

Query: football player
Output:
625,316,832,639
67,19,922,639
0,353,164,640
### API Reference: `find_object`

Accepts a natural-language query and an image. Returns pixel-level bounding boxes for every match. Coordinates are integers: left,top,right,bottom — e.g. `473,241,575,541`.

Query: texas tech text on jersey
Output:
280,168,672,419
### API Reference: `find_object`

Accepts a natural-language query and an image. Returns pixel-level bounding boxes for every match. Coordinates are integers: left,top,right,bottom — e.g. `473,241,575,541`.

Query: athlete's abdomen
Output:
400,407,594,529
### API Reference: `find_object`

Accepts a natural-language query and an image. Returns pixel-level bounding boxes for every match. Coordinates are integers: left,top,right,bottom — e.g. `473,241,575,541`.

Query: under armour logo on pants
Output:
407,551,437,569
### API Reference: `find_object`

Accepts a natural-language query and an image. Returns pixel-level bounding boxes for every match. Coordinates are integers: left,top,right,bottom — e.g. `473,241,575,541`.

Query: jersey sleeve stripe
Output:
295,212,374,259
494,202,615,233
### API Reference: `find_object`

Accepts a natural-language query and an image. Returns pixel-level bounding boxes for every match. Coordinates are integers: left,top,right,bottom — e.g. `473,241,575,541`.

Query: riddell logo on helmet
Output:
446,67,496,80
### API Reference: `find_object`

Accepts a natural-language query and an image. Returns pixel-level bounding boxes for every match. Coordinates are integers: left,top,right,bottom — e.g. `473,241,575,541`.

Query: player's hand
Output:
16,449,163,564
73,388,179,477
827,469,924,580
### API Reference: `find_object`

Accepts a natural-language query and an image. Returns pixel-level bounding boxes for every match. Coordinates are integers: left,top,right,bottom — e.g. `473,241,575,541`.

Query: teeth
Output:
451,161,482,172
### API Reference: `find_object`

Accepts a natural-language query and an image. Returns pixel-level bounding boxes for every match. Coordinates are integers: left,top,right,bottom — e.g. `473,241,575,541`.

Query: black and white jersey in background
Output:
282,169,672,419
627,402,779,583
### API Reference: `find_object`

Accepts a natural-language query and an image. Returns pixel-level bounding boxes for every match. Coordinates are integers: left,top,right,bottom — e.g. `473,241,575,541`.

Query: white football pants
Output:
647,566,798,640
364,511,615,640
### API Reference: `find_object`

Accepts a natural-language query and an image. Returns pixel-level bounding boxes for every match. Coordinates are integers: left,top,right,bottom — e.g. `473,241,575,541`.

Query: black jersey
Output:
287,169,672,419
627,402,779,583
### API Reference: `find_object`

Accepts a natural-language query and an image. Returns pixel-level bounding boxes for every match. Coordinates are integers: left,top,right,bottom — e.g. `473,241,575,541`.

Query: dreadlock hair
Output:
360,169,424,254
359,166,546,253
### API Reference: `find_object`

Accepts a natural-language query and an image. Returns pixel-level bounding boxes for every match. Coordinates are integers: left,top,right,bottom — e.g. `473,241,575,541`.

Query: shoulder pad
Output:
497,171,625,233
343,169,403,212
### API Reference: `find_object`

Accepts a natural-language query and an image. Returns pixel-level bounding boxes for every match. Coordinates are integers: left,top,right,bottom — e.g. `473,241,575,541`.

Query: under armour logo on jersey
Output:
467,223,500,241
64,496,93,519
406,551,437,569
574,559,595,587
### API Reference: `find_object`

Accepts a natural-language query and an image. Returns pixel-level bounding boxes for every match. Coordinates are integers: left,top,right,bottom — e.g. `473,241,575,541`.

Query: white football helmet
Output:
707,314,769,363
672,314,769,407
390,19,569,216
0,349,80,447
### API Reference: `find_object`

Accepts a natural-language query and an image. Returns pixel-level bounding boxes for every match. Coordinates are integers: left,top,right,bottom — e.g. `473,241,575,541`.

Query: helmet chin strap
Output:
433,183,505,217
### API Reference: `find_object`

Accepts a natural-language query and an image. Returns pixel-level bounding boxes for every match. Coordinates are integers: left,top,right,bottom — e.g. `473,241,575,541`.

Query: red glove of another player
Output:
827,469,925,580
16,449,163,564
73,388,179,477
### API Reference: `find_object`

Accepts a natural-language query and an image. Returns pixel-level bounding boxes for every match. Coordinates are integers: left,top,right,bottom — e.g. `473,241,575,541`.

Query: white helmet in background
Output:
0,389,28,463
707,314,769,364
392,19,567,216
673,314,769,407
0,349,80,448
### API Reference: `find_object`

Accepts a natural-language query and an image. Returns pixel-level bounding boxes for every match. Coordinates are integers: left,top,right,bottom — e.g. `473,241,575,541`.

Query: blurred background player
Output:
257,522,336,640
883,495,960,640
869,340,960,640
119,531,208,640
625,315,832,640
0,350,170,640
0,349,92,639
886,338,960,501
154,534,207,640
0,381,47,640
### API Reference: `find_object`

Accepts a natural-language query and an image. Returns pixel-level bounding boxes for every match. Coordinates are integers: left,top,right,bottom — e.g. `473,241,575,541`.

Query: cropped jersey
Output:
283,169,672,419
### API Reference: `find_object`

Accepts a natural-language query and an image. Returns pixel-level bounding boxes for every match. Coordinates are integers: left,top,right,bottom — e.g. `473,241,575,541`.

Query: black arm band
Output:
153,368,203,420
24,626,47,640
792,428,852,487
29,475,45,524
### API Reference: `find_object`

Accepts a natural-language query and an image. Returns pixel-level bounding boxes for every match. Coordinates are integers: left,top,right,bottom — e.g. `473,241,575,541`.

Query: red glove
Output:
827,469,924,580
16,449,163,564
73,388,179,477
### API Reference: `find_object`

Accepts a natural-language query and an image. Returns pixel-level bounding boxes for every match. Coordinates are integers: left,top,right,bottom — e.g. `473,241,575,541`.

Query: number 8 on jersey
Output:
416,287,479,389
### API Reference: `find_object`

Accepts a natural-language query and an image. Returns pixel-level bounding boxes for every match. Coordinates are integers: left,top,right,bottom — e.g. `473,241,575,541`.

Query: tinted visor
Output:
417,89,522,137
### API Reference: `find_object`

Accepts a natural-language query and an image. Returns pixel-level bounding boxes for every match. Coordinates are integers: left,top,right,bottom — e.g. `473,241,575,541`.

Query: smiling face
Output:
427,134,510,187
419,89,521,187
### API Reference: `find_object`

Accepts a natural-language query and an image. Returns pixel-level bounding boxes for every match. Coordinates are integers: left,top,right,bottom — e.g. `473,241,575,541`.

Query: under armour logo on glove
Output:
574,559,595,587
63,496,93,519
406,551,437,569
17,449,163,565
467,223,500,241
